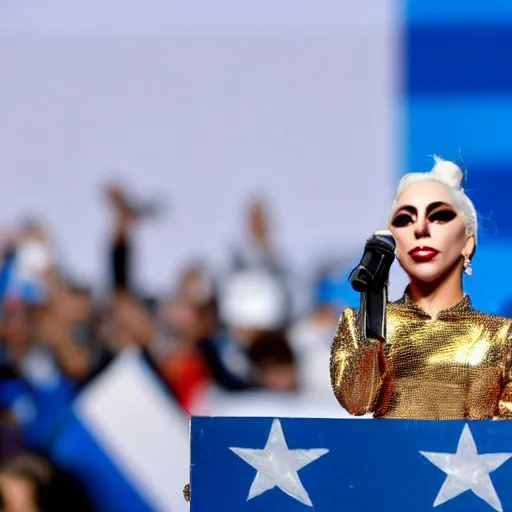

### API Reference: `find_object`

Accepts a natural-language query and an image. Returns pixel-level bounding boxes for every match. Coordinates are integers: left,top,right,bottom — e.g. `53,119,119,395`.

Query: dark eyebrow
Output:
393,205,416,216
426,201,453,215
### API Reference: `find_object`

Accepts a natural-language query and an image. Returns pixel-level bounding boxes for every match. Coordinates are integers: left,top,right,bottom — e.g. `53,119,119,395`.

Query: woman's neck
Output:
407,267,464,319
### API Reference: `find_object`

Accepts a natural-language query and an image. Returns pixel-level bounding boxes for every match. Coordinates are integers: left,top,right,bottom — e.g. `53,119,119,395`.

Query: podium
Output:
189,416,512,511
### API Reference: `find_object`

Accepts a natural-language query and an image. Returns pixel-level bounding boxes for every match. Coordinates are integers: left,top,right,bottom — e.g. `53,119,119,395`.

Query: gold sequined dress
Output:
330,293,512,420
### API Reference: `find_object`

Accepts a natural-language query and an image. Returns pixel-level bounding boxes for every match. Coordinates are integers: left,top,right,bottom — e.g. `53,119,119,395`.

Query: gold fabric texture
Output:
330,294,512,420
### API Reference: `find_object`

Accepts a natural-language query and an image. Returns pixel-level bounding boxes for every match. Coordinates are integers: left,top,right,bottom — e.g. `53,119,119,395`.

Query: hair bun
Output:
429,155,464,190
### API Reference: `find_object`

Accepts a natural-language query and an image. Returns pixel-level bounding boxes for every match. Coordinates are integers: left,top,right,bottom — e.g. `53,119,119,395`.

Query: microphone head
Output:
349,229,396,292
368,229,396,252
374,229,394,239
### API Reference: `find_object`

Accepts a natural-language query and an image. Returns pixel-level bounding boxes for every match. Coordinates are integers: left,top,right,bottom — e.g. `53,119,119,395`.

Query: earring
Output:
463,255,472,276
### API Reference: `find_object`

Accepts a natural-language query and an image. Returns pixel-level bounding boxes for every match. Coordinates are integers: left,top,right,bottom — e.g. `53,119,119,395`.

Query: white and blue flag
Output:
51,348,190,512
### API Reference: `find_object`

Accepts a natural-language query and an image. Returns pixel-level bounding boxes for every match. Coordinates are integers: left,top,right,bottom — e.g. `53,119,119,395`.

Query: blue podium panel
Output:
190,417,512,512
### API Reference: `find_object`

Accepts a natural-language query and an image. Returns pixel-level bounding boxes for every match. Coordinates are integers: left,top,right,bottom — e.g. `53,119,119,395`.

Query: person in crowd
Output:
95,182,158,358
0,453,93,512
188,269,300,414
288,263,350,397
155,264,217,411
205,268,289,390
0,237,96,453
231,197,281,275
247,330,298,392
230,196,296,320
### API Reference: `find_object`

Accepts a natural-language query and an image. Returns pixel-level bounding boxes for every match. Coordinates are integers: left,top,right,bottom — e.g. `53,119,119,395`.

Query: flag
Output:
190,416,512,511
51,348,190,512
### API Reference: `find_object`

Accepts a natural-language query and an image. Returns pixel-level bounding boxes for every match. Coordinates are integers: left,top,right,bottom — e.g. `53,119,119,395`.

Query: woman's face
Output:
389,180,474,284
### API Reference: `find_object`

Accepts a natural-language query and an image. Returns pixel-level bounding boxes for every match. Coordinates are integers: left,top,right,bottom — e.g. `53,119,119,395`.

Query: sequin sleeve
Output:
330,304,387,416
497,325,512,419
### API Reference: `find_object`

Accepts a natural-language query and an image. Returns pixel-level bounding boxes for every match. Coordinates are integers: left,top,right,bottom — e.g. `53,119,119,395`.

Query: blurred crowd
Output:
0,184,353,511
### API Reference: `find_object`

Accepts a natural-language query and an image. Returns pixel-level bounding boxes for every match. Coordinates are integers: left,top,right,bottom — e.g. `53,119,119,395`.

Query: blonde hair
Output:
393,156,478,244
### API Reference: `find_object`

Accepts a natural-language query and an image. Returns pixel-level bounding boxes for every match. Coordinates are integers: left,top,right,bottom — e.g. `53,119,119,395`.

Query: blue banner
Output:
403,0,512,315
190,417,512,511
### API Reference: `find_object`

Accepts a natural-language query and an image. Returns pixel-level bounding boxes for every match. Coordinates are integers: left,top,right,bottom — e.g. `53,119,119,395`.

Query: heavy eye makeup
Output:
391,213,414,227
427,208,457,224
391,202,457,228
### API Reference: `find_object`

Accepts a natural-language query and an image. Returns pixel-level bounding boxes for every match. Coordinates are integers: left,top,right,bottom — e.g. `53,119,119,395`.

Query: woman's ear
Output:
463,235,476,260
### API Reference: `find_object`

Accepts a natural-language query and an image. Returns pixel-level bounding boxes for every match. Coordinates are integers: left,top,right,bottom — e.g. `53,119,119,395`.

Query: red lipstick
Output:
409,246,439,263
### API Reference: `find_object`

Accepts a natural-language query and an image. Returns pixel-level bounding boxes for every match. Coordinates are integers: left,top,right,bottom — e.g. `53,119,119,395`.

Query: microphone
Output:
349,230,396,341
349,230,396,293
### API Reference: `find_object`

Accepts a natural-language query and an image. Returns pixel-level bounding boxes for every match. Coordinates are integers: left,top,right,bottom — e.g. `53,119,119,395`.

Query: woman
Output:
330,156,512,420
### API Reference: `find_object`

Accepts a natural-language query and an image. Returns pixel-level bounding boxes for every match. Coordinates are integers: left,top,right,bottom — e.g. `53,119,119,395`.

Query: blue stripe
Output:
404,4,512,315
466,164,512,238
404,99,512,174
407,24,512,96
407,0,512,24
51,411,154,512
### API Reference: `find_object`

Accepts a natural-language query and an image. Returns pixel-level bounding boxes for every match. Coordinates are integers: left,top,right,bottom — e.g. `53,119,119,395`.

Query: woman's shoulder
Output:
464,310,512,343
468,309,512,328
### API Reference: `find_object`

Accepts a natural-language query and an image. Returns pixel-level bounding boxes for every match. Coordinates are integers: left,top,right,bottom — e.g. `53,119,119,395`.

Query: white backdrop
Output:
0,0,399,295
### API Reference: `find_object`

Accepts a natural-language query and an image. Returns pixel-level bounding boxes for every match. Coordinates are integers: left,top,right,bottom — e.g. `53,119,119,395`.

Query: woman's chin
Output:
404,266,446,284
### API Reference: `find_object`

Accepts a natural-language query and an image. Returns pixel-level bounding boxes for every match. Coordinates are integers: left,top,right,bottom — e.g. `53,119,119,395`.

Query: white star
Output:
420,423,512,511
229,418,329,507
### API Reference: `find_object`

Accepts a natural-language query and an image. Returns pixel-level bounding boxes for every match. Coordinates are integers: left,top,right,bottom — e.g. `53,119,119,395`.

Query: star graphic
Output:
420,423,512,511
229,418,329,507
